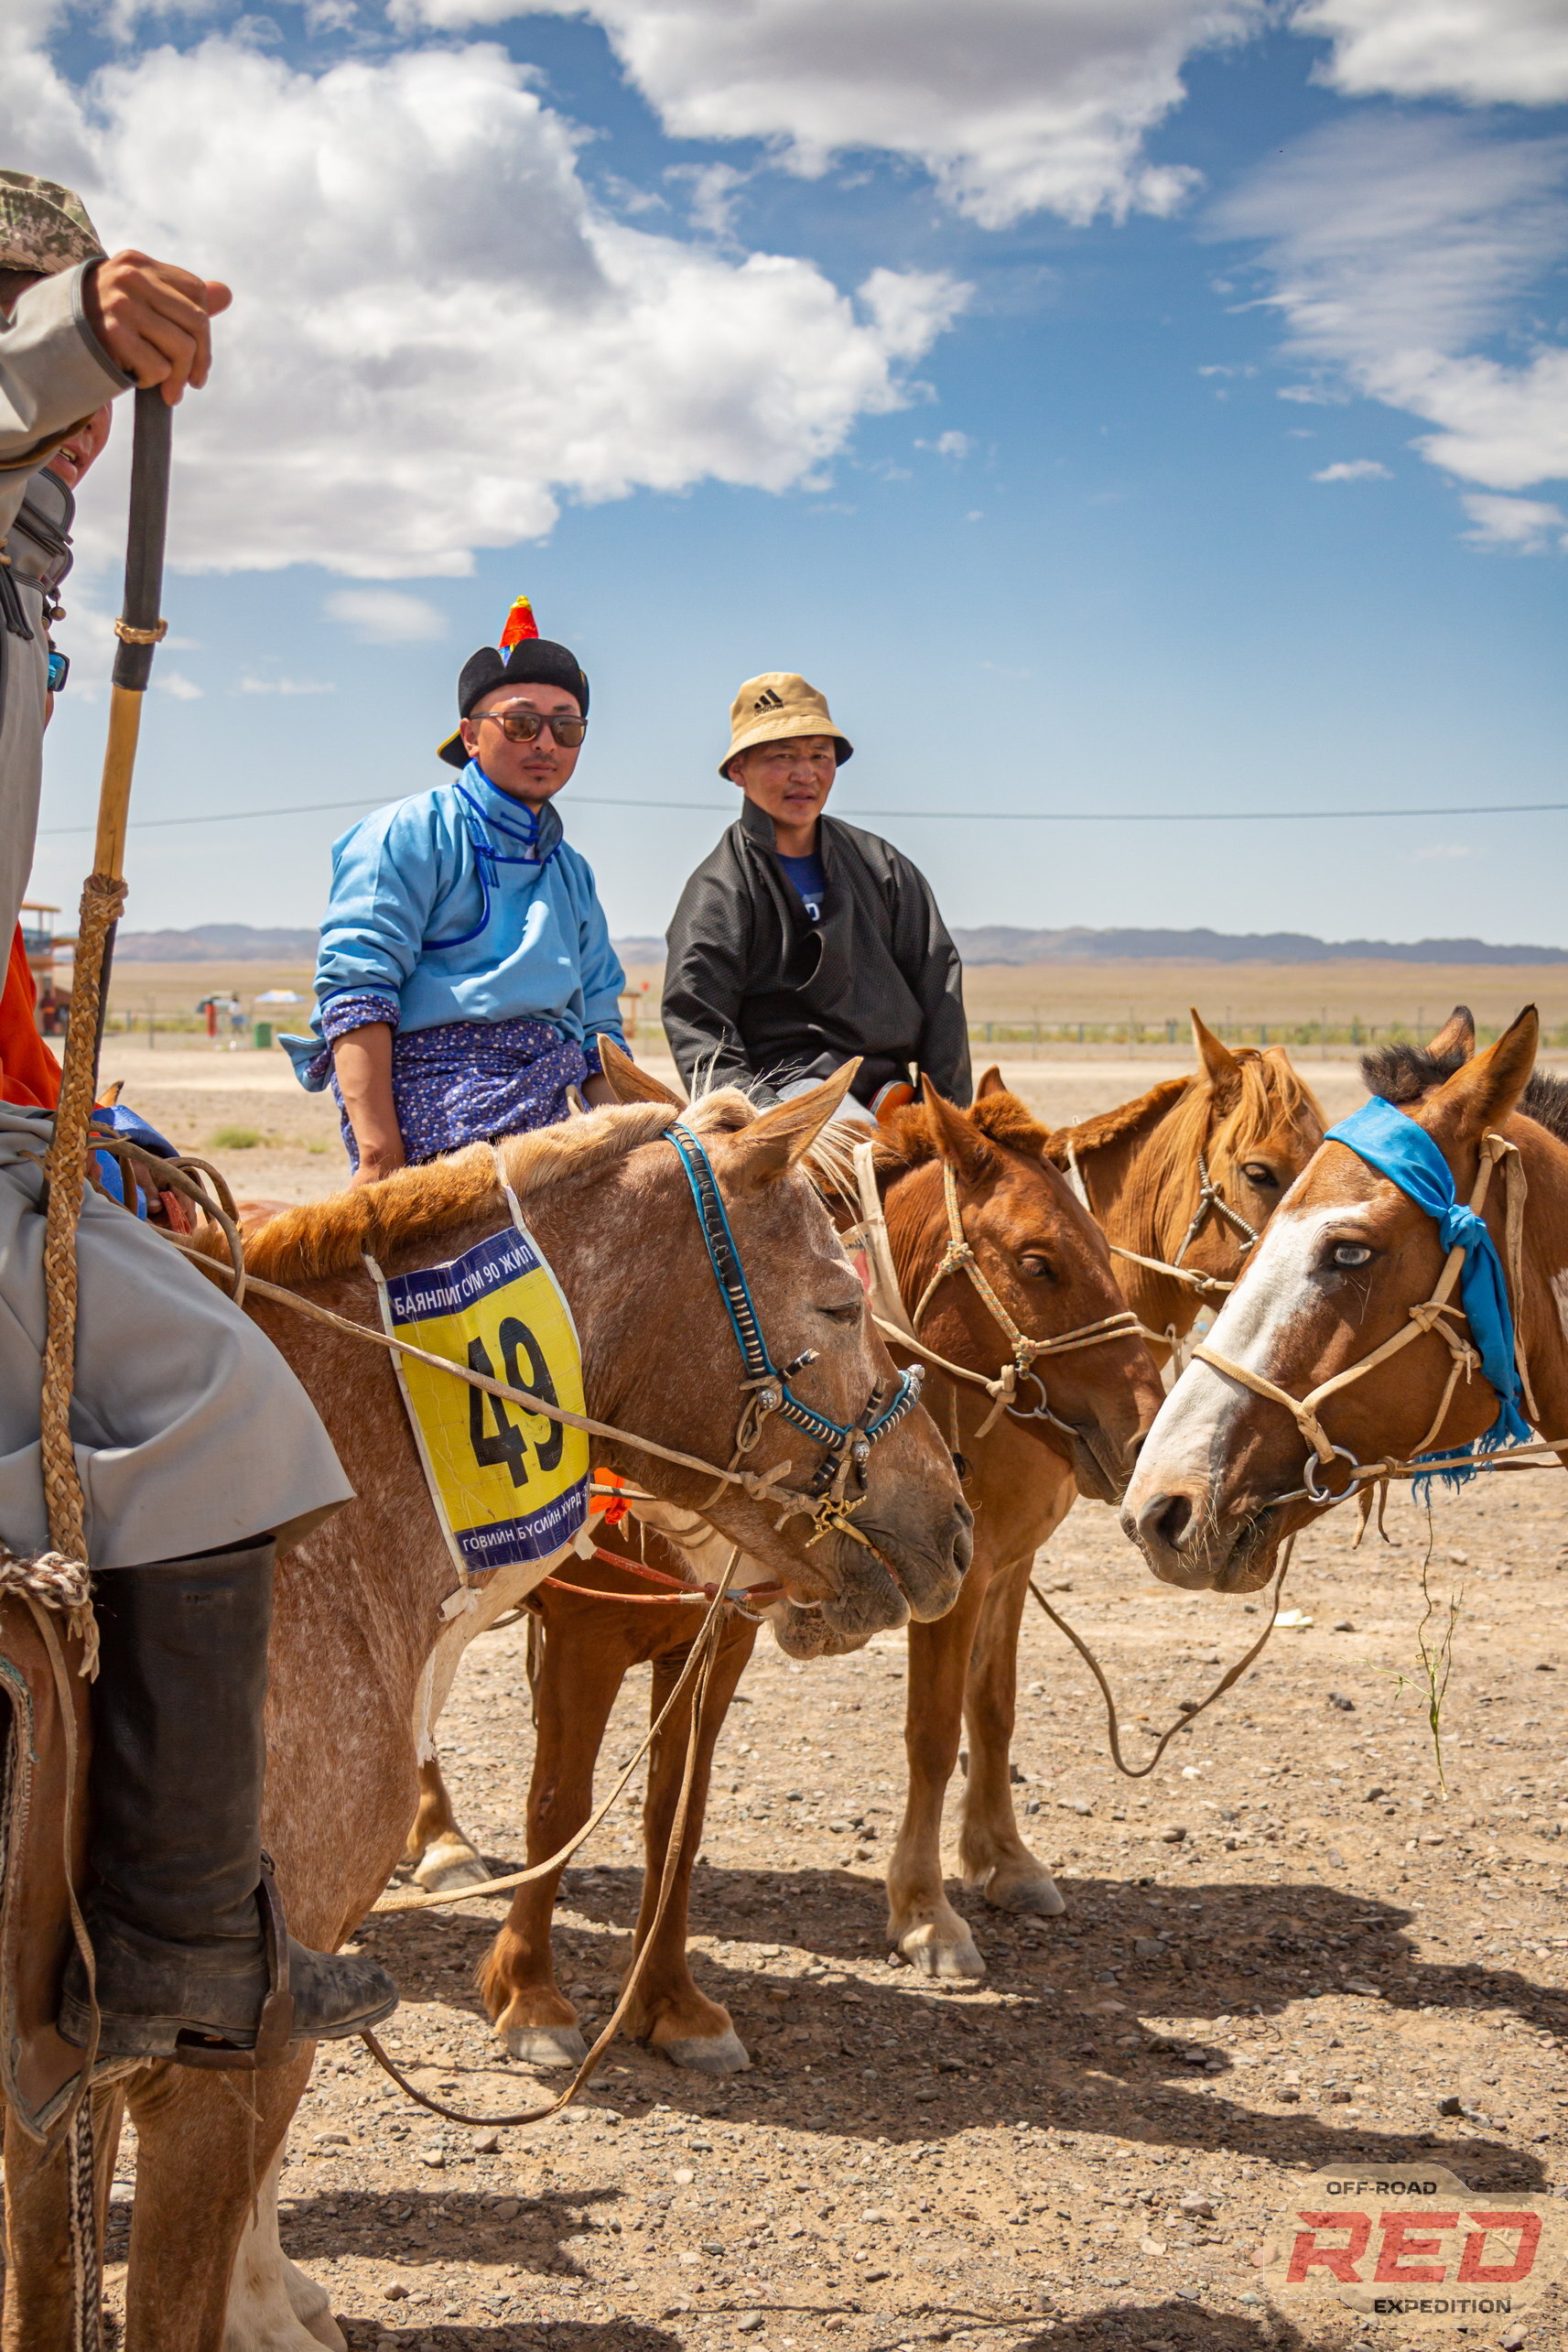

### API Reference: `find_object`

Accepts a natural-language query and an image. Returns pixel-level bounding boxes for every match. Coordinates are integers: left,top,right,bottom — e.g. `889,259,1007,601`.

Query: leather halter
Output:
665,1124,923,1501
1192,1129,1540,1506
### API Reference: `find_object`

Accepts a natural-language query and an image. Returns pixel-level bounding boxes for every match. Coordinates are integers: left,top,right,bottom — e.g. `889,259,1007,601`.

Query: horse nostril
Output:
1137,1490,1193,1555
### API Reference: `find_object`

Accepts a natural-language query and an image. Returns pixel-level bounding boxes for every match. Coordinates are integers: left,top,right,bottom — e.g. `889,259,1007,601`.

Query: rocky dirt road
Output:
93,1050,1568,2351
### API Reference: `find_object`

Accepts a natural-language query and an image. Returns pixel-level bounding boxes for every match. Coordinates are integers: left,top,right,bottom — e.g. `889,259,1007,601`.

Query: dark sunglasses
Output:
474,708,587,747
47,647,70,695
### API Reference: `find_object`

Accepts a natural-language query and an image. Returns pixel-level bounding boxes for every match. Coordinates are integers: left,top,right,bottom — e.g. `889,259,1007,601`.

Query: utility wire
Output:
34,793,1568,837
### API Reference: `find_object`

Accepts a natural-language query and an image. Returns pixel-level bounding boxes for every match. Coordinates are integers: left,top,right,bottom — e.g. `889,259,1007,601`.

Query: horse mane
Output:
804,1086,1053,1209
238,1101,694,1286
1044,1076,1191,1165
1361,1041,1568,1146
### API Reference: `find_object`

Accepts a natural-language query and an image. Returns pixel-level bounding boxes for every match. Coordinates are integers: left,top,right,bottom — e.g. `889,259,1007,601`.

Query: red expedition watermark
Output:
1260,2163,1566,2330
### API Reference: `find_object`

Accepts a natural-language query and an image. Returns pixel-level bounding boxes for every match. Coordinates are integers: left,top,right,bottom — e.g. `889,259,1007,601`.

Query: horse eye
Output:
1018,1253,1054,1281
1241,1162,1280,1187
1330,1242,1373,1269
821,1298,862,1324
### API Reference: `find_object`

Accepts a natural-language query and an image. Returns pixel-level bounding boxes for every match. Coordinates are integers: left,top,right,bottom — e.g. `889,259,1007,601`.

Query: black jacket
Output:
662,797,970,1107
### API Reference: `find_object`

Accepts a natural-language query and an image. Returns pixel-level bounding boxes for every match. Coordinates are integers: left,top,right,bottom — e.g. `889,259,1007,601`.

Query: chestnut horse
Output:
872,1029,1325,1978
1044,1012,1326,1371
1124,1007,1568,1593
2,1082,968,2352
415,1073,1163,2063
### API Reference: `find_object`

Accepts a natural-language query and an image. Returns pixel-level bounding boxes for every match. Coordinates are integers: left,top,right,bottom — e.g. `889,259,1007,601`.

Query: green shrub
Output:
209,1125,264,1151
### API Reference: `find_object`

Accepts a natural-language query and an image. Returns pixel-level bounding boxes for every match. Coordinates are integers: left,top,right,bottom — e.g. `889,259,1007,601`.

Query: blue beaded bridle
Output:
665,1123,924,1504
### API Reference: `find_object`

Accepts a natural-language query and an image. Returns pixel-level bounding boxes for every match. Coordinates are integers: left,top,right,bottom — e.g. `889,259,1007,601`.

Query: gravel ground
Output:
92,1048,1568,2349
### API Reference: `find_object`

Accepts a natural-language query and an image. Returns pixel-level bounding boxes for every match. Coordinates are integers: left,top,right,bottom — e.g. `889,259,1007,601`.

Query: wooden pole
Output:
40,389,173,1565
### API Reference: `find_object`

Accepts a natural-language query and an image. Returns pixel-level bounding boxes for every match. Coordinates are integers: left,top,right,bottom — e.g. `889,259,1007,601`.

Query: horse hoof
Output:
410,1840,490,1892
284,2253,347,2348
501,2023,589,2067
658,2028,752,2076
984,1872,1066,1917
894,1924,986,1979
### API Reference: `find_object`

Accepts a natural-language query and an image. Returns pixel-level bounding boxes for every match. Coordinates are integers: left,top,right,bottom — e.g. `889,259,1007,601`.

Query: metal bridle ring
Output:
1302,1444,1359,1503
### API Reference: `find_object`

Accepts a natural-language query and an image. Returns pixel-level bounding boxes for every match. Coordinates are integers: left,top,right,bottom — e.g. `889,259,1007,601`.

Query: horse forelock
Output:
1111,1049,1323,1243
239,1102,682,1285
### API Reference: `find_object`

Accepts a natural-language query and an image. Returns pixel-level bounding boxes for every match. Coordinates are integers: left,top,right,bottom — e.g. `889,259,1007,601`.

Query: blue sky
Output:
11,0,1568,947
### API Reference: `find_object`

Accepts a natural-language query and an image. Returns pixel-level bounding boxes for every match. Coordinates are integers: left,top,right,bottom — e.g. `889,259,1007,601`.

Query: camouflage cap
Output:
0,172,105,276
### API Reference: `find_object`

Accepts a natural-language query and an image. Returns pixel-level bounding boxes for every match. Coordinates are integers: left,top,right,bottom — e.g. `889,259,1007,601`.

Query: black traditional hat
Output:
437,595,589,768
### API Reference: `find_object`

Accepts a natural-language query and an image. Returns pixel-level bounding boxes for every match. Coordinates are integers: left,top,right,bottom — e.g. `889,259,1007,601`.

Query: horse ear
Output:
1428,1004,1476,1062
976,1066,1007,1099
722,1061,860,1192
1422,1006,1539,1145
921,1074,994,1184
598,1035,686,1108
1191,1008,1240,1086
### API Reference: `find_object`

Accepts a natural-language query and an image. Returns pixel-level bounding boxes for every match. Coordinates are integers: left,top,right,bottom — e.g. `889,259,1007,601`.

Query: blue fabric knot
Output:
1325,1094,1530,1486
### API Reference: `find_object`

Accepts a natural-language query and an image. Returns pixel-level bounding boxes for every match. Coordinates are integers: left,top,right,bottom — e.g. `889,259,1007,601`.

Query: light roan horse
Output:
1123,1006,1568,1594
2,1081,968,2352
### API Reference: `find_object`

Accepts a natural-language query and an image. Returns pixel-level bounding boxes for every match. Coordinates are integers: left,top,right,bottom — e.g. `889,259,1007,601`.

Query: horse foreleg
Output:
224,2140,344,2352
121,2052,315,2352
402,1754,488,1893
478,1615,629,2068
2,2081,124,2352
622,1613,757,2074
958,1546,1066,1916
886,1565,989,1978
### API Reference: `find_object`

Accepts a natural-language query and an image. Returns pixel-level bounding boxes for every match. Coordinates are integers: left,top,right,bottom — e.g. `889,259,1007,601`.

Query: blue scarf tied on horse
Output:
1325,1095,1530,1486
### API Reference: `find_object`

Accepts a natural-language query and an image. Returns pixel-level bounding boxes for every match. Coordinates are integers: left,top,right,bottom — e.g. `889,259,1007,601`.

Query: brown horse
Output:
1044,1012,1326,1369
872,1032,1325,1978
429,1069,1164,2058
2,1083,968,2352
1124,1007,1568,1592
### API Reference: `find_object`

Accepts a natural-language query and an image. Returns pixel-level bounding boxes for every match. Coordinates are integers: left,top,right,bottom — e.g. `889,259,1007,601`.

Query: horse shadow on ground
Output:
360,1861,1563,2191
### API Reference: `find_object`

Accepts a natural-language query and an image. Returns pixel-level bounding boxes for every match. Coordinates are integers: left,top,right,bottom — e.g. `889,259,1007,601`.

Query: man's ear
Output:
719,1062,860,1193
599,1036,686,1107
921,1075,995,1185
1428,1004,1476,1062
1422,1006,1539,1149
976,1066,1007,1099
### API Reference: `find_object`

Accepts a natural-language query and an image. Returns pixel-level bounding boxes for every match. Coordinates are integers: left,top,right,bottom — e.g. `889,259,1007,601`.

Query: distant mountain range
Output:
109,920,1568,968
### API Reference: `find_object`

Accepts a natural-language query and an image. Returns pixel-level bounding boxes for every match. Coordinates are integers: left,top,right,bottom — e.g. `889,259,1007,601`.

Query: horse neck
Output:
1076,1089,1210,1338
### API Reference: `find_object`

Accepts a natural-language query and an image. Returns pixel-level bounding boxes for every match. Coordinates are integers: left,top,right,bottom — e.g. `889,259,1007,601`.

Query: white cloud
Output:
1312,458,1391,480
1460,492,1568,551
325,589,449,645
236,675,339,694
395,0,1265,229
1411,840,1476,860
155,669,202,699
1215,116,1568,530
6,30,966,579
1292,0,1568,106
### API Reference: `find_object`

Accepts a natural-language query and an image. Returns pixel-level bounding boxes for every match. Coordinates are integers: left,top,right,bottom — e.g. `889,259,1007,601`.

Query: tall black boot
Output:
58,1540,397,2064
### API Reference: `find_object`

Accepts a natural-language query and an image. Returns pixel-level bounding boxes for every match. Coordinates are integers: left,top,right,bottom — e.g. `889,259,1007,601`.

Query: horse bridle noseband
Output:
1069,1142,1260,1306
665,1125,924,1516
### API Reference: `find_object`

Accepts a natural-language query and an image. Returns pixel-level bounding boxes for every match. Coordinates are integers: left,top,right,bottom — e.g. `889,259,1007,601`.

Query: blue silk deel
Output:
1325,1094,1530,1484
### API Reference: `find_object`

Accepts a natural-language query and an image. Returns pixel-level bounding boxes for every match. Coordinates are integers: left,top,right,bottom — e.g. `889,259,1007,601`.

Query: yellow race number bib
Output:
372,1214,589,1577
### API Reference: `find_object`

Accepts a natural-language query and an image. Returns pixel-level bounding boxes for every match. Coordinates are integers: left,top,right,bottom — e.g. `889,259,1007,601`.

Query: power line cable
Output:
34,793,1568,837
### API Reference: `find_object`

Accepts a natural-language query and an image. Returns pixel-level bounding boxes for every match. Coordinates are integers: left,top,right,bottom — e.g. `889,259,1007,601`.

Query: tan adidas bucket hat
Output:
720,671,853,775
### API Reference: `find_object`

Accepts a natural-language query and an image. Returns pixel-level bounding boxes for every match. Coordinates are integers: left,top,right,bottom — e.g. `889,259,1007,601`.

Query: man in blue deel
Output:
288,598,628,1182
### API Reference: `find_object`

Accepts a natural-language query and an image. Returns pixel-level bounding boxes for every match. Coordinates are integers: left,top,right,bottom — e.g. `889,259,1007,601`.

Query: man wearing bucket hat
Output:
0,170,397,2064
662,672,969,1116
287,594,627,1178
